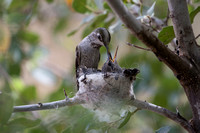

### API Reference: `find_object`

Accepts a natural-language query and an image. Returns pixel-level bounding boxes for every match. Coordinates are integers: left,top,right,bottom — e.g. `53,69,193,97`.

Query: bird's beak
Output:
112,45,119,62
104,43,113,61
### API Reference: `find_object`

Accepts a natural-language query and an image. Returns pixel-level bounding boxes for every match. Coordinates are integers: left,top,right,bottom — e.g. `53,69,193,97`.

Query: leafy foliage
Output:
189,6,200,24
158,26,175,44
0,0,192,132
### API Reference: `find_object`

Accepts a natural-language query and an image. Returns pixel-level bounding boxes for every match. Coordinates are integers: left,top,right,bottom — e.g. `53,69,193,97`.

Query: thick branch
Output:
128,99,195,133
106,0,192,76
13,97,84,112
167,0,200,67
167,1,200,131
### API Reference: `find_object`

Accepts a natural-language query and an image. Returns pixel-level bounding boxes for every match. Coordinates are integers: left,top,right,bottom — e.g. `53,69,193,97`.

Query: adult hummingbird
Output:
75,27,111,78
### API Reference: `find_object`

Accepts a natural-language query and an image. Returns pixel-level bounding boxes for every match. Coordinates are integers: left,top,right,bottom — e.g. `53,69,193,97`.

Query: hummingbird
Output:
75,28,111,90
102,45,122,74
75,27,111,78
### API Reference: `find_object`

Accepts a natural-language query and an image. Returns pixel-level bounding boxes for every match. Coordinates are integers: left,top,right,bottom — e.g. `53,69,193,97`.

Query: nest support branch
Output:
13,97,85,112
13,96,194,132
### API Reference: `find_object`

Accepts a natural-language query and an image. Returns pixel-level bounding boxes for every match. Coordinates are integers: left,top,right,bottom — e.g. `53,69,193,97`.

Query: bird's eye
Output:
97,33,103,42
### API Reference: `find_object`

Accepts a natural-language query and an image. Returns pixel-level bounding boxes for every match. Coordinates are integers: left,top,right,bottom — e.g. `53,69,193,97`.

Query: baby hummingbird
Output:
102,45,122,74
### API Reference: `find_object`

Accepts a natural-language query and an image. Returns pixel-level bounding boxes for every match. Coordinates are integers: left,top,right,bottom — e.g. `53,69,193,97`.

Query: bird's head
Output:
90,27,111,49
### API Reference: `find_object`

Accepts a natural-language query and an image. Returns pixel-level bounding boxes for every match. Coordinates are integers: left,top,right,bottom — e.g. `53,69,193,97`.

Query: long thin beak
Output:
104,44,113,61
113,45,119,62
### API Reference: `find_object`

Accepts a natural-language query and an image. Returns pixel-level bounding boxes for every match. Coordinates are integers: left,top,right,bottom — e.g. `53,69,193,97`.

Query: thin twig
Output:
126,42,151,51
63,88,68,99
163,8,170,26
195,34,200,40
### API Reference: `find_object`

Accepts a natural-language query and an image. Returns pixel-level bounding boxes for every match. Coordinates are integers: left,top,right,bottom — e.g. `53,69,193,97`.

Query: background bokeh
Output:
0,0,200,132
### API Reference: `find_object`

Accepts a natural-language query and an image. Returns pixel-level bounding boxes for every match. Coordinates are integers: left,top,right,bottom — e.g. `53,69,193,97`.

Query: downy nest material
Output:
75,68,139,121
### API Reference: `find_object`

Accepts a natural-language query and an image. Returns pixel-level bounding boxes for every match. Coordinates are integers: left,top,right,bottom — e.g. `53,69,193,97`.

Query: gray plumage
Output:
102,46,122,74
75,27,111,78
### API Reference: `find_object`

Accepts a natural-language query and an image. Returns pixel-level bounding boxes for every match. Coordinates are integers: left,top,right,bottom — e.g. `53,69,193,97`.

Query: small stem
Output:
195,34,200,40
126,42,151,51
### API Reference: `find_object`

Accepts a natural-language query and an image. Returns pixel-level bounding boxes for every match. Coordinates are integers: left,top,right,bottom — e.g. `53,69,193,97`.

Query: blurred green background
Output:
1,0,200,132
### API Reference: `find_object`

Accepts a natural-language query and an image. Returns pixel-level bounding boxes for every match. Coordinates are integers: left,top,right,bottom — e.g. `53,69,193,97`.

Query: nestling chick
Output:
102,46,122,74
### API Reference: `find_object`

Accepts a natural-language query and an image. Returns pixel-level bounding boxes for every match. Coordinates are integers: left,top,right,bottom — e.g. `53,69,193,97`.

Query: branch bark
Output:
128,99,195,133
167,1,200,132
13,97,84,112
168,0,200,68
13,97,194,132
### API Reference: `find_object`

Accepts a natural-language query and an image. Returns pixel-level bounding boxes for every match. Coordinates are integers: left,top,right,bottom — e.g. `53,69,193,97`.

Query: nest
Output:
75,69,139,113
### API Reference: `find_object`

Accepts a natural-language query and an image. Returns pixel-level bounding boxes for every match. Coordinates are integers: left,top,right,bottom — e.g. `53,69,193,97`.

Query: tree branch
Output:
128,99,195,133
106,0,192,76
13,96,194,132
167,1,200,131
13,97,85,112
167,0,200,68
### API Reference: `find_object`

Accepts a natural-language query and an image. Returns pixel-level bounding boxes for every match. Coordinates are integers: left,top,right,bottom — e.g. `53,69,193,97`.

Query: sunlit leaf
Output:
0,92,13,124
156,126,171,133
103,2,112,11
72,0,90,13
190,6,200,24
158,26,175,44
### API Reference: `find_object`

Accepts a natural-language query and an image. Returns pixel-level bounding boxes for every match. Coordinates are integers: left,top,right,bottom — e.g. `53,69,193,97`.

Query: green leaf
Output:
67,29,78,37
8,0,30,12
46,0,54,3
193,0,200,3
156,126,171,133
158,26,175,44
54,18,67,33
190,6,200,24
18,30,40,45
20,86,37,102
8,118,40,128
0,92,13,124
82,12,108,38
72,0,89,14
3,118,40,133
118,111,133,129
62,127,72,133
